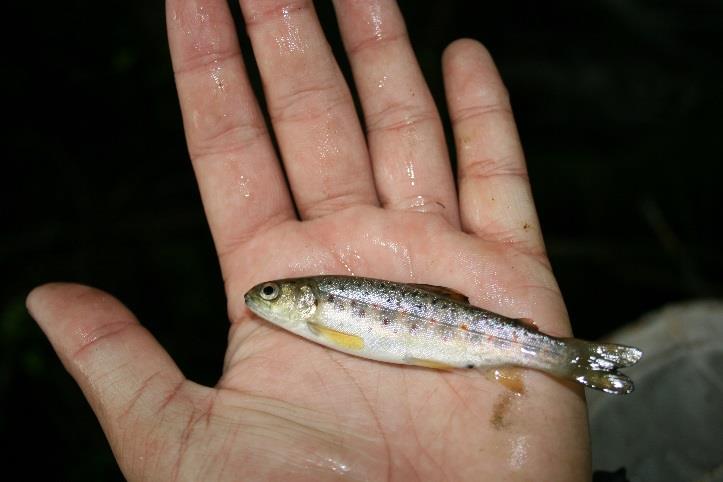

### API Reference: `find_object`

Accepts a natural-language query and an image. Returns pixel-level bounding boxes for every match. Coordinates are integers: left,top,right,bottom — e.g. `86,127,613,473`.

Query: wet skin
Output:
27,1,591,481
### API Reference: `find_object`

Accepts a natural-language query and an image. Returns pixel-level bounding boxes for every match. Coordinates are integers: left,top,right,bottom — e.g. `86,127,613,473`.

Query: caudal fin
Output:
561,339,643,395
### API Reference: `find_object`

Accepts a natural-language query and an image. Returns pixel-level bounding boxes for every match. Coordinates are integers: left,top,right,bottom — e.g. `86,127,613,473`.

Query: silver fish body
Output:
244,276,642,394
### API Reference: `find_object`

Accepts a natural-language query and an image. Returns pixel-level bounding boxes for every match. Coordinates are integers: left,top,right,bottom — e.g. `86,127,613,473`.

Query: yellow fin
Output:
405,356,455,370
307,322,364,350
409,283,469,304
485,367,526,395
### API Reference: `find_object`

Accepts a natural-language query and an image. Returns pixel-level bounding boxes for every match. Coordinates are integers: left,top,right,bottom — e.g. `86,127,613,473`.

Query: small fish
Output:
244,276,642,394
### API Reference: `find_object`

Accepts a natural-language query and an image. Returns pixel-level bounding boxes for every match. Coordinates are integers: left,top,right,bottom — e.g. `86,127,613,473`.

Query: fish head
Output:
244,279,318,328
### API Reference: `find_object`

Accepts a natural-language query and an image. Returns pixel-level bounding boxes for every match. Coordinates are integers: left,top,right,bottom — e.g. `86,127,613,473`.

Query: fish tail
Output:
559,338,643,395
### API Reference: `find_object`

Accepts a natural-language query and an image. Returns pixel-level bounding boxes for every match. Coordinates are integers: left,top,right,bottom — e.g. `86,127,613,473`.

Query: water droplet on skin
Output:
238,175,251,199
210,60,224,90
509,436,529,470
368,2,383,40
336,245,362,276
275,6,305,55
405,161,416,186
400,118,420,187
287,254,328,275
76,325,95,346
303,455,352,476
365,234,414,280
317,114,341,161
196,5,209,23
400,195,446,214
409,195,425,208
377,74,389,89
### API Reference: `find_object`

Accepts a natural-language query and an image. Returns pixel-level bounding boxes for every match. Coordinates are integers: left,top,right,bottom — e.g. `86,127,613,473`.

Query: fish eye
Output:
259,282,280,301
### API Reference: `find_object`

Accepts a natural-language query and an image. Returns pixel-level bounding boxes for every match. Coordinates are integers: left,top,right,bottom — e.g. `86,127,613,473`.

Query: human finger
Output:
167,0,295,259
238,0,378,219
333,0,459,226
443,39,545,255
26,283,211,480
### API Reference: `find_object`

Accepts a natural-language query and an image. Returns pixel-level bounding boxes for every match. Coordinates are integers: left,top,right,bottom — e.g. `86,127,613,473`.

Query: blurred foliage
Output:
2,0,722,479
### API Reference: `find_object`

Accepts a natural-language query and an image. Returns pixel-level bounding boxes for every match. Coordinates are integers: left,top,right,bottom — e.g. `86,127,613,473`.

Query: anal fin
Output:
484,367,525,395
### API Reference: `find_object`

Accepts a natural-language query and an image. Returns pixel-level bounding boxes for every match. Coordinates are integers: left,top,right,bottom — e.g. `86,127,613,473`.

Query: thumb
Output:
26,283,202,476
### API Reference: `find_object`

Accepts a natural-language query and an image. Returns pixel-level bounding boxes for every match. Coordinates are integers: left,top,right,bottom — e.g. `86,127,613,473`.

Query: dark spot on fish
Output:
382,318,391,326
327,294,335,302
350,300,356,307
411,323,418,331
460,324,469,331
431,299,438,305
466,364,475,369
415,304,422,310
358,309,366,317
386,297,391,303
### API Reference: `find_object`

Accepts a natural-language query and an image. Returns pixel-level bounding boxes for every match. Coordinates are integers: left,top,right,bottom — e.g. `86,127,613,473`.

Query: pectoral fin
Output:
404,356,455,370
307,322,364,350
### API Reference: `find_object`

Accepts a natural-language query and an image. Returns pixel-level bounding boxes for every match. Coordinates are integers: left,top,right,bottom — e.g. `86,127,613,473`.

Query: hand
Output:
27,1,590,480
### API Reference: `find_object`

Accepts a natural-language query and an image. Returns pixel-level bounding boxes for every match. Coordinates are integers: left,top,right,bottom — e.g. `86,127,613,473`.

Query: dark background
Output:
2,0,721,479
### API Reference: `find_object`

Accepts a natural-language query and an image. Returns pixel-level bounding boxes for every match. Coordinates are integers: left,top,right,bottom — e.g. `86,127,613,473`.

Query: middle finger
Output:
239,0,378,219
333,0,459,227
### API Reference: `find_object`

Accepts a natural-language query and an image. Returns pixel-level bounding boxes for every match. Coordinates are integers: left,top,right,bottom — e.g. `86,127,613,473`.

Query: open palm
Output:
28,1,590,480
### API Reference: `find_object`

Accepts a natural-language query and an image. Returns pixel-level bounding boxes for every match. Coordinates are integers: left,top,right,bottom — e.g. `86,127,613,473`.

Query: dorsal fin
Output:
409,284,469,304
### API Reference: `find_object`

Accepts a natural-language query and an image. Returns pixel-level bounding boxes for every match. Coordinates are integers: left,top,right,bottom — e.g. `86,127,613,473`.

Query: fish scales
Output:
315,276,565,368
244,276,643,394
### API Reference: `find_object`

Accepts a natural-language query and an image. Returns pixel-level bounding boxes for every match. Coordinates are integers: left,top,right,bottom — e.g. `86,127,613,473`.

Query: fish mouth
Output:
244,294,272,321
243,291,262,317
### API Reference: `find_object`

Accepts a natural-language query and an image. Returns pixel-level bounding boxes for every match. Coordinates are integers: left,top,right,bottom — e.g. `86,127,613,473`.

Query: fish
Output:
244,276,642,395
